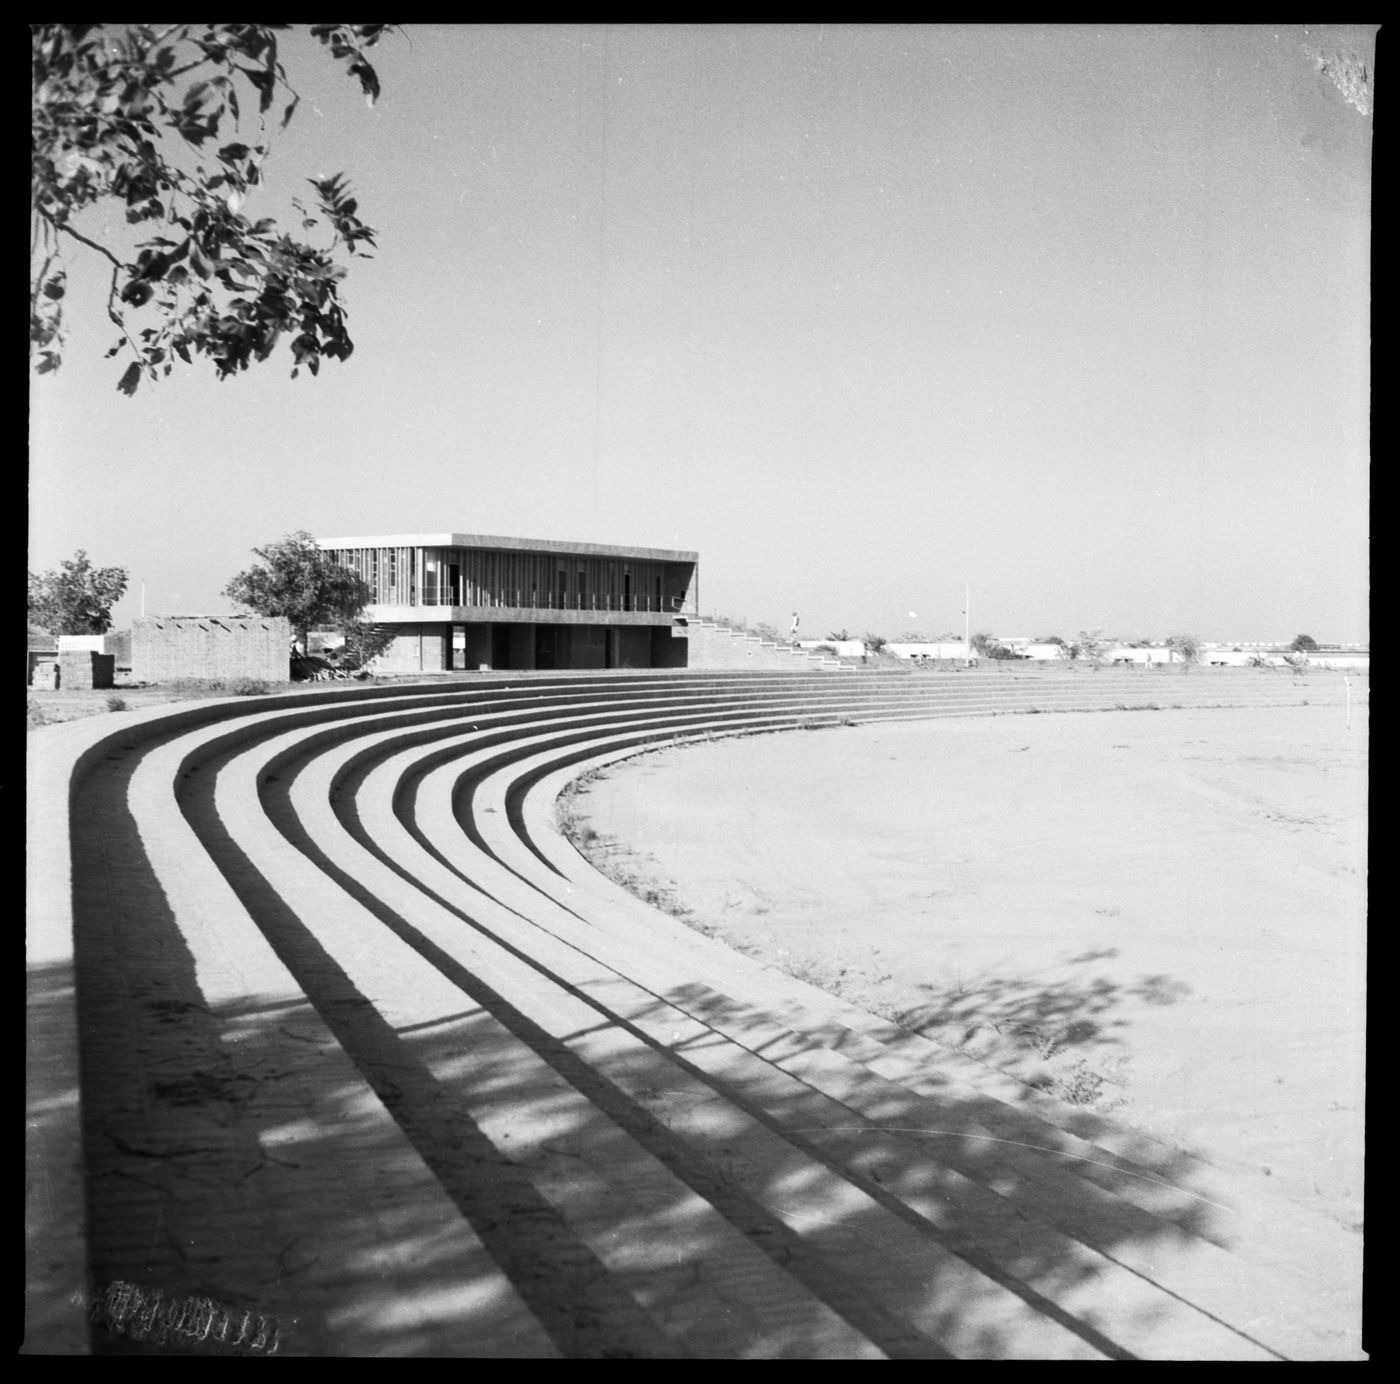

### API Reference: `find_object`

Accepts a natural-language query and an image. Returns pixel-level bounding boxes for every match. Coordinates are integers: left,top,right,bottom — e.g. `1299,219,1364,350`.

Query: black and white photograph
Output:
28,24,1370,1357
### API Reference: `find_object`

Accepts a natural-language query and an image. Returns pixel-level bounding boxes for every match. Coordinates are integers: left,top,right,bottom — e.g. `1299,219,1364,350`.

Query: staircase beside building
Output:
678,619,848,670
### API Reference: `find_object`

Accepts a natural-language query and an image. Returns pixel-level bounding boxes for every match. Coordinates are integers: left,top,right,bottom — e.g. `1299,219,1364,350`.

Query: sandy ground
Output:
569,703,1367,1233
25,681,282,728
25,677,388,728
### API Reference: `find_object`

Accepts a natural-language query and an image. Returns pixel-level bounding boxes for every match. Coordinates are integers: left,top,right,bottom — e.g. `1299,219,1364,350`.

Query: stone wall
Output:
132,616,290,684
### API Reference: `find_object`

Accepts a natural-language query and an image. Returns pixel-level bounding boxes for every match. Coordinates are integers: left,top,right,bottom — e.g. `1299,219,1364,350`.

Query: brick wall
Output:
58,651,115,690
132,616,290,683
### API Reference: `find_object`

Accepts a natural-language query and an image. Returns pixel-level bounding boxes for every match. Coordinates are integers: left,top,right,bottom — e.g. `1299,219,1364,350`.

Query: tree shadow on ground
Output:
27,710,1343,1359
886,955,1194,1102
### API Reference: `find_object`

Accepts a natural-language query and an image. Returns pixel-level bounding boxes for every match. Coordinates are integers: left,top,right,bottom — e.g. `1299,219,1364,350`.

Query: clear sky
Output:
30,23,1372,644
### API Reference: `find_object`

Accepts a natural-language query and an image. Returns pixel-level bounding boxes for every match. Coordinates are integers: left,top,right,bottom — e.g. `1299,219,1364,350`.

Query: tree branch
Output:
55,217,128,271
104,266,155,379
31,249,57,333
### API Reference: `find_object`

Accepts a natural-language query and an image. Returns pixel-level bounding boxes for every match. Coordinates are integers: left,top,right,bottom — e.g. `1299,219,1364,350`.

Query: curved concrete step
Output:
27,670,1363,1357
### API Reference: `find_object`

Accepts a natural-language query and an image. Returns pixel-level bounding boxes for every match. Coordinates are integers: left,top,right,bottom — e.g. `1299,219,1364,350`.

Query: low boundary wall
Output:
132,615,290,684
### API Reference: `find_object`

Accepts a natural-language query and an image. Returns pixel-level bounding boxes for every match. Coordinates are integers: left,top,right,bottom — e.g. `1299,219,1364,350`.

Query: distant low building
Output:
883,642,973,662
56,630,131,669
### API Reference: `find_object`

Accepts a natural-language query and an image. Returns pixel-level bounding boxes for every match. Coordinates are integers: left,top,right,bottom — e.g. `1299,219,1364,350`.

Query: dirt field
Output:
28,680,264,728
25,677,370,729
568,702,1367,1234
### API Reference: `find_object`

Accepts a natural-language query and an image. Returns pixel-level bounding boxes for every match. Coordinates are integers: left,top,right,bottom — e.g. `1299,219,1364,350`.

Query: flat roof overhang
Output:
366,606,677,627
318,534,697,563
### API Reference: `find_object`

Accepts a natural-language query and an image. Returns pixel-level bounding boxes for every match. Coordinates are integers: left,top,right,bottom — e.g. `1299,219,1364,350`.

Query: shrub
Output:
1165,633,1202,667
228,677,271,696
1049,1060,1108,1106
105,695,127,712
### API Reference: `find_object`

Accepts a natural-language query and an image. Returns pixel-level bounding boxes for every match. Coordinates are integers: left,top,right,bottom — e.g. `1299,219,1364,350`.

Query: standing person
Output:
790,612,800,643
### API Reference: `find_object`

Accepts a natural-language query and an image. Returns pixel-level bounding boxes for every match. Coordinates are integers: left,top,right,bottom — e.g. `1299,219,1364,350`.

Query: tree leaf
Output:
117,361,142,396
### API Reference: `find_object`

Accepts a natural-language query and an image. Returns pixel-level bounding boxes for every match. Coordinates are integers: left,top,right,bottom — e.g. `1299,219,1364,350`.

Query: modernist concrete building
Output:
318,533,699,674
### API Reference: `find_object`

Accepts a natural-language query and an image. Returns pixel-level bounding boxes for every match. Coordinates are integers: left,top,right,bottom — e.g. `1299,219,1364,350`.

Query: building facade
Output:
318,533,699,673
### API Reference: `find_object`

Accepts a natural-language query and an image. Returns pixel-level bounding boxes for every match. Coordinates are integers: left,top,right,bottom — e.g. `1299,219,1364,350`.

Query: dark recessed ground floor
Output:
372,621,688,674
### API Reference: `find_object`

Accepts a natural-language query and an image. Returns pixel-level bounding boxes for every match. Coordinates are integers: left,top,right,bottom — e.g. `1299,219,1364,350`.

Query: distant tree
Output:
970,631,1000,658
1291,634,1320,653
1165,633,1202,667
827,628,853,642
1077,630,1108,668
224,530,372,650
897,629,928,642
1037,634,1081,661
863,632,888,655
28,550,129,633
31,23,389,391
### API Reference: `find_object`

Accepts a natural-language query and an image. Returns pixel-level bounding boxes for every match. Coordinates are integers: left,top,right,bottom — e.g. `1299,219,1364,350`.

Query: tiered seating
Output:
26,668,1362,1357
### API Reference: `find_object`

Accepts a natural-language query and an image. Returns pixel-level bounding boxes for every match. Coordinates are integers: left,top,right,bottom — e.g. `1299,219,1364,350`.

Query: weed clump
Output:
106,695,127,712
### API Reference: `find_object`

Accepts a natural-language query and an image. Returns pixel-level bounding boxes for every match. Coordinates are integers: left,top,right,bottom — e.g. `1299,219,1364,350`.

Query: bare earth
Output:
571,703,1367,1234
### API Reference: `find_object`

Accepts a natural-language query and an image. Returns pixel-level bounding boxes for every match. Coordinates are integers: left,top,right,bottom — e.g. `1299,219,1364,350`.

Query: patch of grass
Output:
228,676,271,696
166,677,228,693
1021,1039,1129,1110
773,951,851,993
105,695,128,712
1043,1060,1110,1106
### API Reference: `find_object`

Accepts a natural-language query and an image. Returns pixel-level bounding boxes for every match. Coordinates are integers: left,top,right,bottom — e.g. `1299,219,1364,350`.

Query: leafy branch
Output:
31,23,392,391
